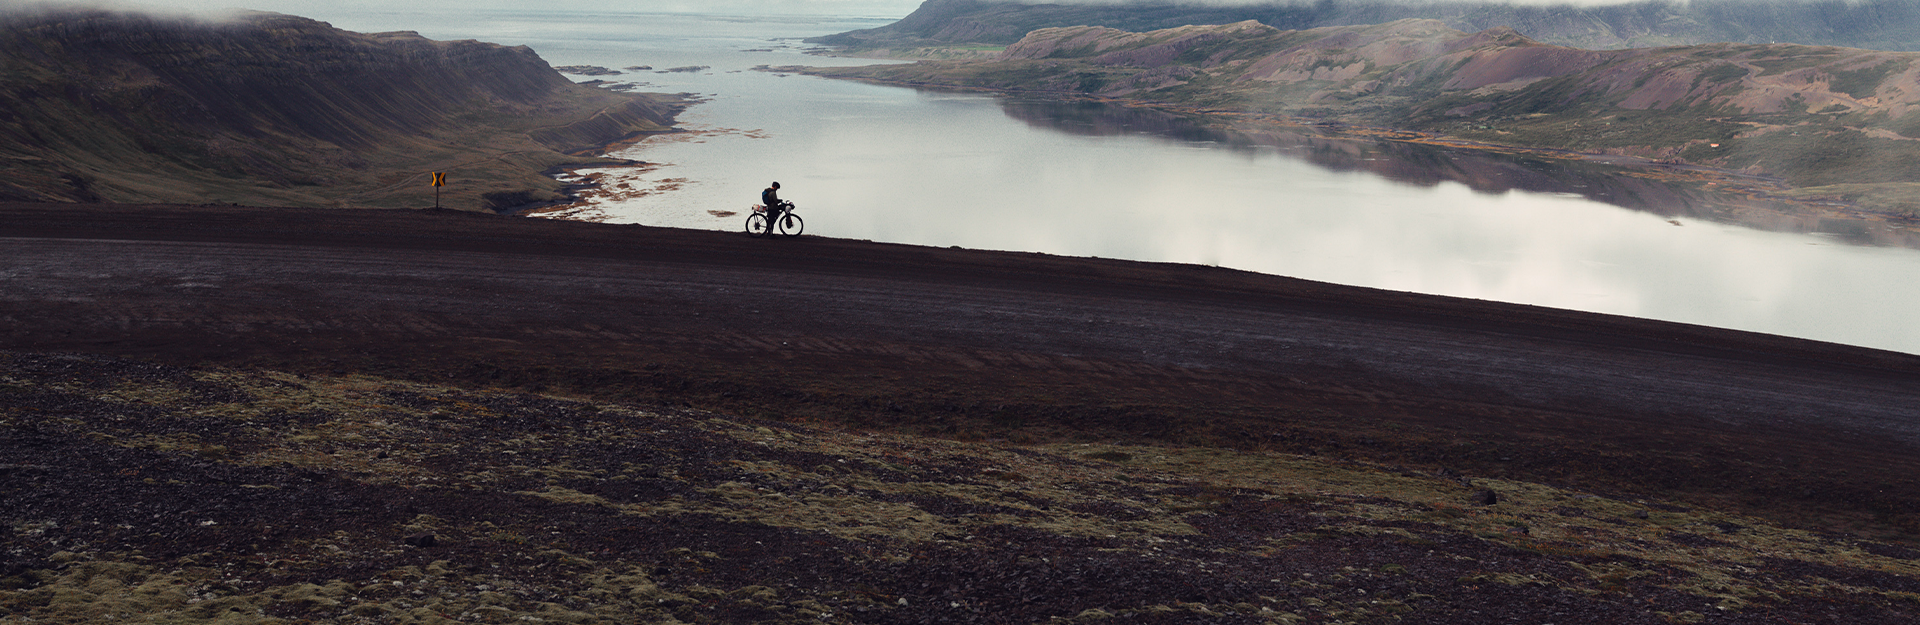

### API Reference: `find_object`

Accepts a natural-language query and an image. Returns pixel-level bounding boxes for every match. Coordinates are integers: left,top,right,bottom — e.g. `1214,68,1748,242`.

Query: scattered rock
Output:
403,532,438,548
1470,489,1499,506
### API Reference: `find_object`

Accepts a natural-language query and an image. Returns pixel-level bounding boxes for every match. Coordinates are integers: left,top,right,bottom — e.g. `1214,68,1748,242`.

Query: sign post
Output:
430,172,447,208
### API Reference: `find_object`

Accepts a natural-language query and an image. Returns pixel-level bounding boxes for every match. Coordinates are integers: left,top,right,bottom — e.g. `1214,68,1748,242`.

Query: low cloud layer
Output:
5,0,930,18
1002,0,1716,7
1,1,252,18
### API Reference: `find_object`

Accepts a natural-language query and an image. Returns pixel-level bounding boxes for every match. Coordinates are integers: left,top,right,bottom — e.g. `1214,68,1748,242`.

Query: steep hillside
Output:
0,9,685,210
814,0,1920,53
799,19,1920,208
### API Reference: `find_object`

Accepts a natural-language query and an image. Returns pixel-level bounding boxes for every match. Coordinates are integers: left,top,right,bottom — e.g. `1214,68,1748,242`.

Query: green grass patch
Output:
1692,62,1750,90
1827,59,1907,99
1752,51,1844,76
1780,182,1920,216
1724,129,1920,186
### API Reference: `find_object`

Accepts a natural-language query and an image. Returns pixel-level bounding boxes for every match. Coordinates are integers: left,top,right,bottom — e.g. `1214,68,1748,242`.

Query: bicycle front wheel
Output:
745,213,770,237
775,212,804,237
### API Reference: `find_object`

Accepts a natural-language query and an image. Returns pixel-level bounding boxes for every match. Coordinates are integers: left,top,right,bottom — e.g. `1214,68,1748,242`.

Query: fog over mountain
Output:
3,0,928,18
1005,0,1645,5
1007,0,1887,6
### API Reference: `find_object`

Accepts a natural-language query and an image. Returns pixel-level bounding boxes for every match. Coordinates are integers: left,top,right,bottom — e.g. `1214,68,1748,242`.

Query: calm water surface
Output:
320,10,1920,355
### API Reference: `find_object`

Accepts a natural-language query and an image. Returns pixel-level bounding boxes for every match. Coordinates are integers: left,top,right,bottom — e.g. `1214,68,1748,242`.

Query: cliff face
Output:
0,10,683,209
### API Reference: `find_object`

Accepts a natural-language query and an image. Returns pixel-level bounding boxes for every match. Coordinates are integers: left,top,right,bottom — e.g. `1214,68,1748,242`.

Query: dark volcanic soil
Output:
2,201,1918,541
8,350,1917,623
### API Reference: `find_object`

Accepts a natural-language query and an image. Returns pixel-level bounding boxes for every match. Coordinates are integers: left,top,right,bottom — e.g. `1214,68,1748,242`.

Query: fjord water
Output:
321,9,1920,355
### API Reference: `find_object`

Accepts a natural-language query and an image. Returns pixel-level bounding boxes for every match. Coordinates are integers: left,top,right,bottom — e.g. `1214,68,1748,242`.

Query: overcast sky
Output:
9,0,931,18
10,0,1699,18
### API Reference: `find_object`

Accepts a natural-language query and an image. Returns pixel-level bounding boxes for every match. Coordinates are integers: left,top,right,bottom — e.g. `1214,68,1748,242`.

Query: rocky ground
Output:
3,203,1920,623
6,353,1920,624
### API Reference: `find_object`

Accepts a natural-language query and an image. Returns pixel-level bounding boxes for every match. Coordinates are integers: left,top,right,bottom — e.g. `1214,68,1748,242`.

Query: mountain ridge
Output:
797,18,1920,215
815,0,1920,53
0,9,685,210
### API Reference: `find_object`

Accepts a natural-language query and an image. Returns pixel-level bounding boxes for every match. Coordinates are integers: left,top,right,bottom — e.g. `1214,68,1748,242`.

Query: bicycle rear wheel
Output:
775,212,804,237
745,213,770,237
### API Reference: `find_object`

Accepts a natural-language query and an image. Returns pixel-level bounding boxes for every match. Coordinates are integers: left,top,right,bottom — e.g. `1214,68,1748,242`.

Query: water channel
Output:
318,9,1920,355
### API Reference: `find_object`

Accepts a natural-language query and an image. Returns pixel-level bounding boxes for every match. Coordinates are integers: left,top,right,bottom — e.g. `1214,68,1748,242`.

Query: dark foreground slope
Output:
7,352,1920,623
3,203,1919,622
0,10,684,210
3,202,1919,532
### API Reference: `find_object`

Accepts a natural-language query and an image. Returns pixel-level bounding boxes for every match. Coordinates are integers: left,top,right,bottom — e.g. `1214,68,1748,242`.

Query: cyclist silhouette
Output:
748,181,804,237
761,182,791,221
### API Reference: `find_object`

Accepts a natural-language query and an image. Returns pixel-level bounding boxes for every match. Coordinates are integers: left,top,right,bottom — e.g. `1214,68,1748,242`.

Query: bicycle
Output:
746,202,805,238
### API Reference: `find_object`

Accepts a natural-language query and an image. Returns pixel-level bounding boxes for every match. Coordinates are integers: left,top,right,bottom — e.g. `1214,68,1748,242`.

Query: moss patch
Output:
5,353,1919,622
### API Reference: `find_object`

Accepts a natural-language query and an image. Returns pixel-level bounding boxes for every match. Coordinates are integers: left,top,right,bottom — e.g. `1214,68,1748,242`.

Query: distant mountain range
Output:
800,17,1920,212
814,0,1920,52
0,10,681,209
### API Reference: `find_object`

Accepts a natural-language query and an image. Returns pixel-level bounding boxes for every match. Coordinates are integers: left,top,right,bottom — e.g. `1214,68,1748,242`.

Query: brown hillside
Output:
801,19,1920,208
0,10,685,210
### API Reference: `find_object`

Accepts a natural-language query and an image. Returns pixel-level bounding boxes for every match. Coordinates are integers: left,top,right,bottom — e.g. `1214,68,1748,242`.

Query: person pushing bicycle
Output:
761,181,792,222
746,181,804,237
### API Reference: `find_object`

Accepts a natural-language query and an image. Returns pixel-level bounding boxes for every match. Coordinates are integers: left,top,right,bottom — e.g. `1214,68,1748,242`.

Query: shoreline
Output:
508,94,707,217
781,67,1920,245
519,160,669,222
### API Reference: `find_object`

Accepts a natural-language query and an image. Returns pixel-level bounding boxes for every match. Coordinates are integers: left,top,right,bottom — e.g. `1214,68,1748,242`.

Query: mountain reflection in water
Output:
478,5,1920,355
995,97,1920,249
